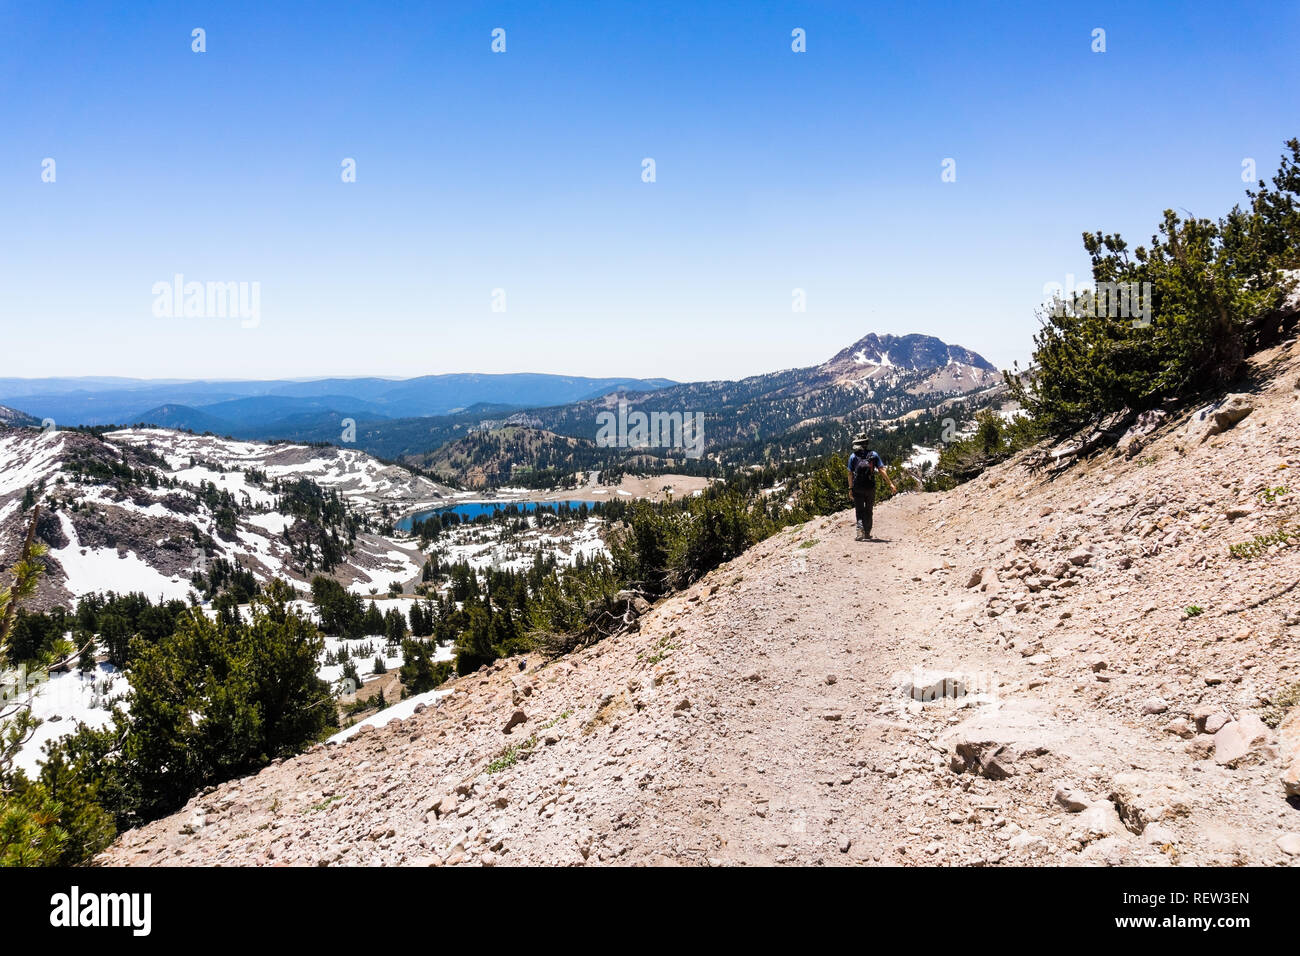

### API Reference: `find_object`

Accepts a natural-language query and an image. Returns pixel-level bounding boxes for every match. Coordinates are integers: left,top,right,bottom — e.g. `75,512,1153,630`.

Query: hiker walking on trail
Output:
848,432,896,541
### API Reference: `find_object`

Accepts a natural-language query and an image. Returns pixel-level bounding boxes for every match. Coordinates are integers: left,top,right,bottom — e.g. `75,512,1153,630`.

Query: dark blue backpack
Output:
851,453,877,496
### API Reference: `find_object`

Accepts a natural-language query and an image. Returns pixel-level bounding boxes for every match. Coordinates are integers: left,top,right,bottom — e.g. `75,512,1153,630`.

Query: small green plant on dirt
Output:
307,794,342,813
540,709,572,731
1185,605,1204,617
638,632,676,665
799,539,818,549
1262,680,1300,729
1229,525,1295,559
488,735,538,773
1259,485,1289,503
646,633,676,664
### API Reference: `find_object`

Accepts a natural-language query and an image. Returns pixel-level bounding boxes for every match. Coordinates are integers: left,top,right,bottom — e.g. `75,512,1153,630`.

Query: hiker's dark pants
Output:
853,485,876,536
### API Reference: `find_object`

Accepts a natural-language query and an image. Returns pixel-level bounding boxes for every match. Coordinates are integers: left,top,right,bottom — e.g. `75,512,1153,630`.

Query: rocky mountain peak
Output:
824,333,996,373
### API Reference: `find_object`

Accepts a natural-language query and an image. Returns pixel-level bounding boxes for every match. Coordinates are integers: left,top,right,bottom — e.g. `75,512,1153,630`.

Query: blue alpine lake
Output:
395,499,602,532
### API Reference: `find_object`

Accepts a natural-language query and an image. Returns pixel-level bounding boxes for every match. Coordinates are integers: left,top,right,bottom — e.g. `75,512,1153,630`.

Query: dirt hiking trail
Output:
102,340,1300,867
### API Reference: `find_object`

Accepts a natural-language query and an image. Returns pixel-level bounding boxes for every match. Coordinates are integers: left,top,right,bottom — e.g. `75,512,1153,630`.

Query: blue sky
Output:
2,0,1297,381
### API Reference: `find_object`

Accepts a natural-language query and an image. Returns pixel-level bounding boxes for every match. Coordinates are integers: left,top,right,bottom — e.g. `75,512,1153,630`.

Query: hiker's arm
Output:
880,461,898,492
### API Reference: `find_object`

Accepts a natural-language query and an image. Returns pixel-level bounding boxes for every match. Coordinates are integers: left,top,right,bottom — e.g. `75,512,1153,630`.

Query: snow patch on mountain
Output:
329,685,453,744
12,663,127,776
0,427,459,608
51,512,194,601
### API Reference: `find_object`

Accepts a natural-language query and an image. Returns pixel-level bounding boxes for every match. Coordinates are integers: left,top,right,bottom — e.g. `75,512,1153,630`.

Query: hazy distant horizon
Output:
0,328,1004,388
0,371,686,389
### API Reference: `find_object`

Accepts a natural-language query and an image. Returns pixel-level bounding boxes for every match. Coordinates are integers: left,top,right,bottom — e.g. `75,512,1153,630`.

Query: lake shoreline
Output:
391,472,712,533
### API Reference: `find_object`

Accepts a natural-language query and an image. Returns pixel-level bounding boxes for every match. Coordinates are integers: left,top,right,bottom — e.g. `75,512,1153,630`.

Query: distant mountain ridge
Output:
0,404,41,428
399,332,1002,482
2,333,1000,474
819,332,1000,396
0,373,678,430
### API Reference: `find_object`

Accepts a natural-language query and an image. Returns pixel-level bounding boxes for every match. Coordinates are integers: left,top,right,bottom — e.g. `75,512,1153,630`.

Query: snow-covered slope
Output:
107,428,449,510
0,427,455,606
2,426,618,773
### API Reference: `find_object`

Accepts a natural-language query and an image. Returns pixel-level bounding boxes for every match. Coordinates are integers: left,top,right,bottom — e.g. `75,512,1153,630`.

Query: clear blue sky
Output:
2,0,1297,381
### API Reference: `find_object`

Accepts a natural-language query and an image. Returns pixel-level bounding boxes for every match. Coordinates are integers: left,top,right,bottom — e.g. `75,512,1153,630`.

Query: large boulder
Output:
1117,409,1168,458
503,709,529,735
1109,772,1190,834
1067,546,1095,567
1183,394,1255,445
1213,714,1273,767
965,567,1000,592
430,794,458,819
939,701,1057,779
1192,704,1231,734
900,670,983,703
614,589,652,615
1074,802,1126,842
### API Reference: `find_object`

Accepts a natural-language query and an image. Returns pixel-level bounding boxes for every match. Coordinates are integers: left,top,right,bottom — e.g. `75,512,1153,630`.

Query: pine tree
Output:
341,659,361,693
0,509,115,865
52,581,338,829
1011,139,1300,438
384,607,408,643
398,639,442,696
